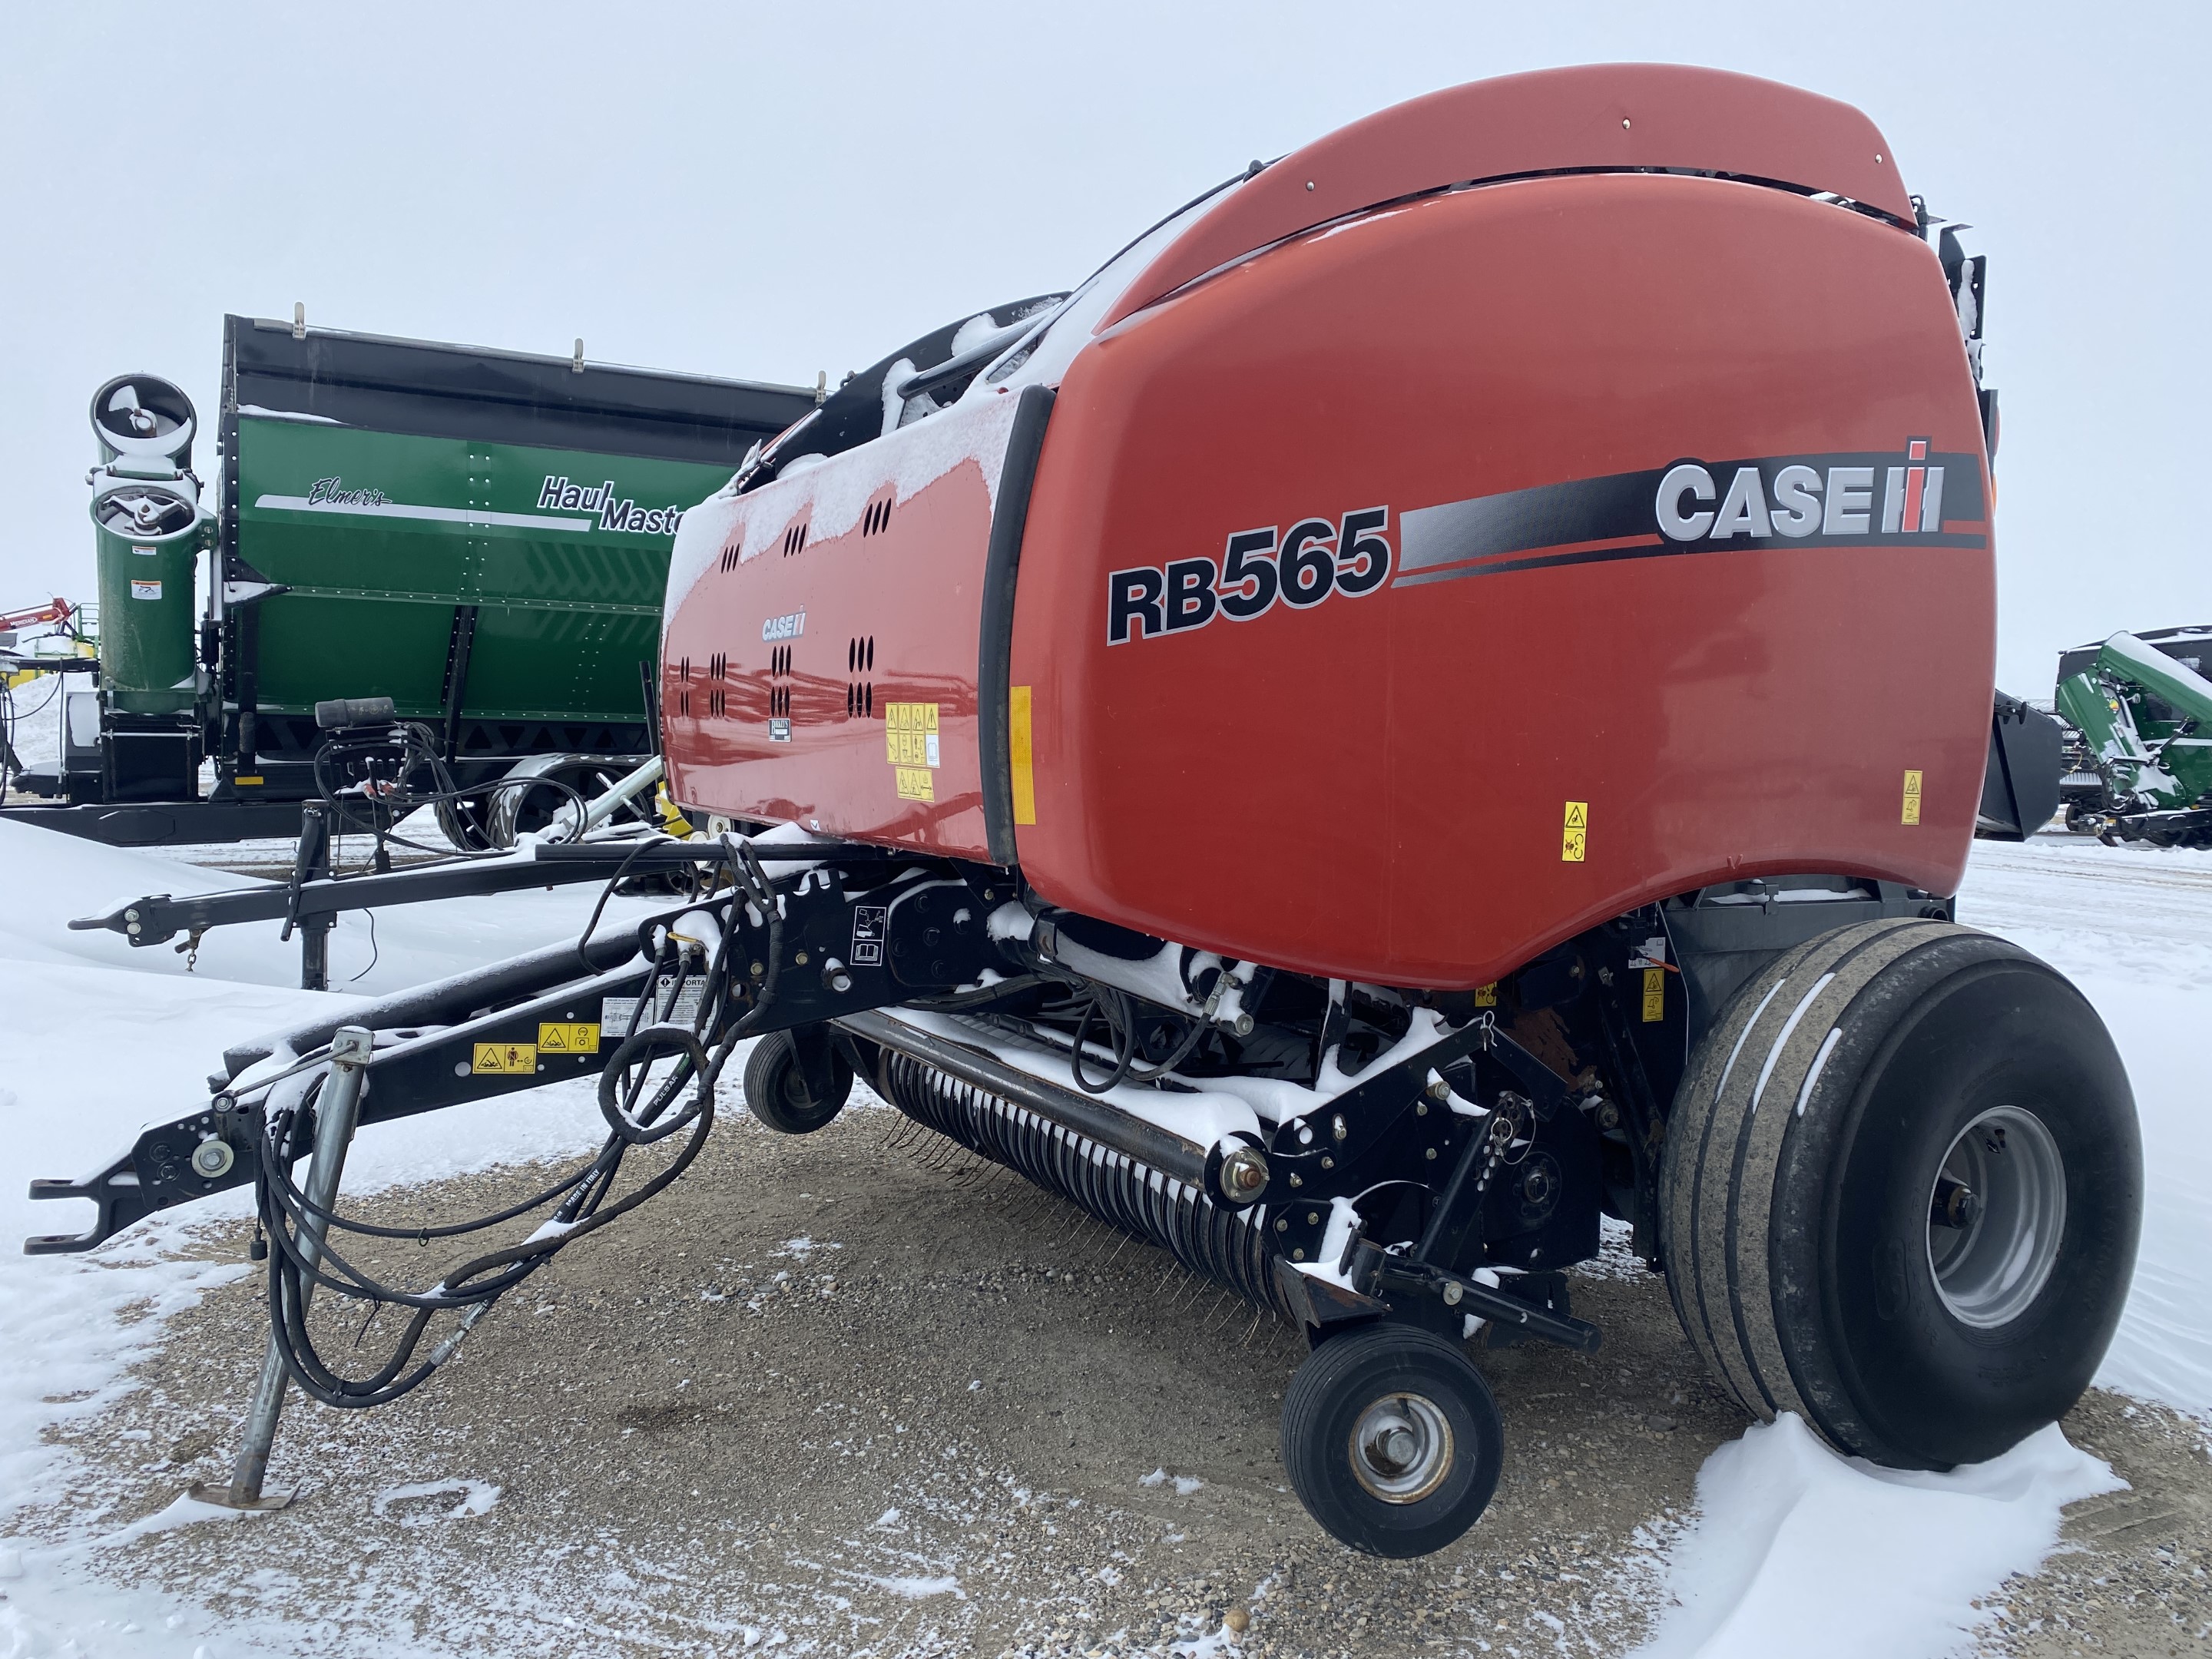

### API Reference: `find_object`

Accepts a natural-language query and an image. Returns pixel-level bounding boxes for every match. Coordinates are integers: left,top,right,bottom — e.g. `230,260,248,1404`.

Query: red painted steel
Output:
1012,172,1989,988
664,73,1991,992
1098,65,1911,332
661,396,1028,860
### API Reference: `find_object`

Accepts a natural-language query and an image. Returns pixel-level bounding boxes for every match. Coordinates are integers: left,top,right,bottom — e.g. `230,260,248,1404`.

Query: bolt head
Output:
1442,1282,1463,1306
793,950,810,966
189,1140,233,1178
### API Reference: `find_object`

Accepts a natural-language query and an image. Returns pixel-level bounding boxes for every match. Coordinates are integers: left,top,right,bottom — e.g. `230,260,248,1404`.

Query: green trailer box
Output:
215,316,816,806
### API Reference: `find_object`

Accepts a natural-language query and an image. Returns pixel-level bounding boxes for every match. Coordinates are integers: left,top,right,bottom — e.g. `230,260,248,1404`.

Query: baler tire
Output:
742,1031,852,1135
1661,918,2139,1470
1280,1323,1503,1558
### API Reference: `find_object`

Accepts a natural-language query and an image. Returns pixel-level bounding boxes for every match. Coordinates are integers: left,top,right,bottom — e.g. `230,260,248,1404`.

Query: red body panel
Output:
661,395,1030,859
1012,173,1992,987
1101,65,1911,330
663,73,1994,992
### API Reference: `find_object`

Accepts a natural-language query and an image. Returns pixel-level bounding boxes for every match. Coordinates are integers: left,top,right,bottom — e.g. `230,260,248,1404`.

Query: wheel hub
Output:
1349,1392,1453,1503
1926,1105,2067,1329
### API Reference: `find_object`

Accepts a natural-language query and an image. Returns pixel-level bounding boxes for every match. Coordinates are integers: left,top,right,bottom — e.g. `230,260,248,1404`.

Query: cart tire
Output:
1280,1323,1503,1557
742,1031,852,1135
434,793,498,853
1662,918,2139,1469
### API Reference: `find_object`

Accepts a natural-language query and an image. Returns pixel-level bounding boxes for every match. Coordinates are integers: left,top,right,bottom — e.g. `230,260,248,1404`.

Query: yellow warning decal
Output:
472,1041,537,1075
233,775,264,786
1901,769,1923,826
1473,982,1497,1008
1009,684,1036,826
1561,800,1588,863
1641,966,1666,1022
537,1022,599,1055
885,701,940,766
895,766,935,801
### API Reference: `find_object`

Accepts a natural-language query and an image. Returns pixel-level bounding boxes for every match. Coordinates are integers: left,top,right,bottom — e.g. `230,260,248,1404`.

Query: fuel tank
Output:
662,65,1994,989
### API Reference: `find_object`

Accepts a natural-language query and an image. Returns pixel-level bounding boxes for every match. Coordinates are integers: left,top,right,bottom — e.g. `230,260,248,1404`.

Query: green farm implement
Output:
2,318,813,847
2055,626,2212,846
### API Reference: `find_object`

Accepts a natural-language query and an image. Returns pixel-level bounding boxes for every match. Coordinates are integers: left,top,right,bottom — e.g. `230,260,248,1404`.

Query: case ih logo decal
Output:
1657,439,1948,545
760,608,806,642
1391,440,1985,589
536,475,687,536
1108,509,1392,644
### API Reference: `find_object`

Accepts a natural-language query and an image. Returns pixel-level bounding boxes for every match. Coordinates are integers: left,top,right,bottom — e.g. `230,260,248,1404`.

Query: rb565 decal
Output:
1107,508,1392,644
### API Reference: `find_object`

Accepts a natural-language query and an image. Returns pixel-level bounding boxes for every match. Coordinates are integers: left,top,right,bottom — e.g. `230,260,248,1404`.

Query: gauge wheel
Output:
1662,918,2140,1469
1280,1322,1504,1557
742,1030,853,1135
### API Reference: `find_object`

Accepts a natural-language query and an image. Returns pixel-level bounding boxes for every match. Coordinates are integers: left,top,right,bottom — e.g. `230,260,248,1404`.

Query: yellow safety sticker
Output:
537,1022,599,1055
1901,769,1923,826
233,775,264,786
887,703,941,797
1473,982,1497,1008
472,1041,537,1075
1010,684,1036,826
1641,966,1666,1022
1561,800,1588,863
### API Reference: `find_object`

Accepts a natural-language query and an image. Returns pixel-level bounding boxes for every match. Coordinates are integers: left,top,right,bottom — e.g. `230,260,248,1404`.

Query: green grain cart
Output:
2055,625,2212,846
7,317,814,846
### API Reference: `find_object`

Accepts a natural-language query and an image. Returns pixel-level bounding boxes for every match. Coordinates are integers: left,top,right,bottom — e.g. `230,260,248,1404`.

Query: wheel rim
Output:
1347,1392,1454,1504
1925,1105,2067,1329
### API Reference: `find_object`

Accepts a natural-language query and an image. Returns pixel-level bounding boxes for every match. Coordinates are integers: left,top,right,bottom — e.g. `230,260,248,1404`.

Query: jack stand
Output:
287,803,335,992
189,1025,370,1512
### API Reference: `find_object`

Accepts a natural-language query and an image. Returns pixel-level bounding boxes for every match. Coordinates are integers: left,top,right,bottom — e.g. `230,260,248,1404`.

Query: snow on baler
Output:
34,65,2140,1558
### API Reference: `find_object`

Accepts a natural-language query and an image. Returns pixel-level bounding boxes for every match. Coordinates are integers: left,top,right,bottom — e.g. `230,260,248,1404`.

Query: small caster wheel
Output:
1280,1322,1503,1557
742,1029,852,1134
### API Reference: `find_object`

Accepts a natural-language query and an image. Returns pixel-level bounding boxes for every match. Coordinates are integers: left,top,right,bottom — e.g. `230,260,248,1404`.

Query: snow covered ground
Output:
0,823,2204,1657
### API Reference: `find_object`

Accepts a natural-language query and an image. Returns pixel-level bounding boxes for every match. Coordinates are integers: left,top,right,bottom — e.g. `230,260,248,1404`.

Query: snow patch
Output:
370,1478,501,1525
1628,1415,2119,1659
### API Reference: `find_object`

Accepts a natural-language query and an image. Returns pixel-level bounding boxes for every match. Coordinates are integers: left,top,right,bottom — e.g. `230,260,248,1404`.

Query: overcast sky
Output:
2,2,2201,693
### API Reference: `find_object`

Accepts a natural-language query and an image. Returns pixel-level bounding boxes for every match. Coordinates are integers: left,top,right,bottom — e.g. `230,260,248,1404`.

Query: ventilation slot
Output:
862,498,895,537
845,636,876,719
781,521,810,558
770,643,794,721
718,541,742,572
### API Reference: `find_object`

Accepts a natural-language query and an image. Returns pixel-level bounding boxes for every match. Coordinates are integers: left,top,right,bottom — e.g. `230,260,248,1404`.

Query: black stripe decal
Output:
1396,450,1987,585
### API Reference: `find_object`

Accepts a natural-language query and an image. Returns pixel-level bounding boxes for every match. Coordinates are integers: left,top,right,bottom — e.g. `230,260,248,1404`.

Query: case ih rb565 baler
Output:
34,66,2138,1558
